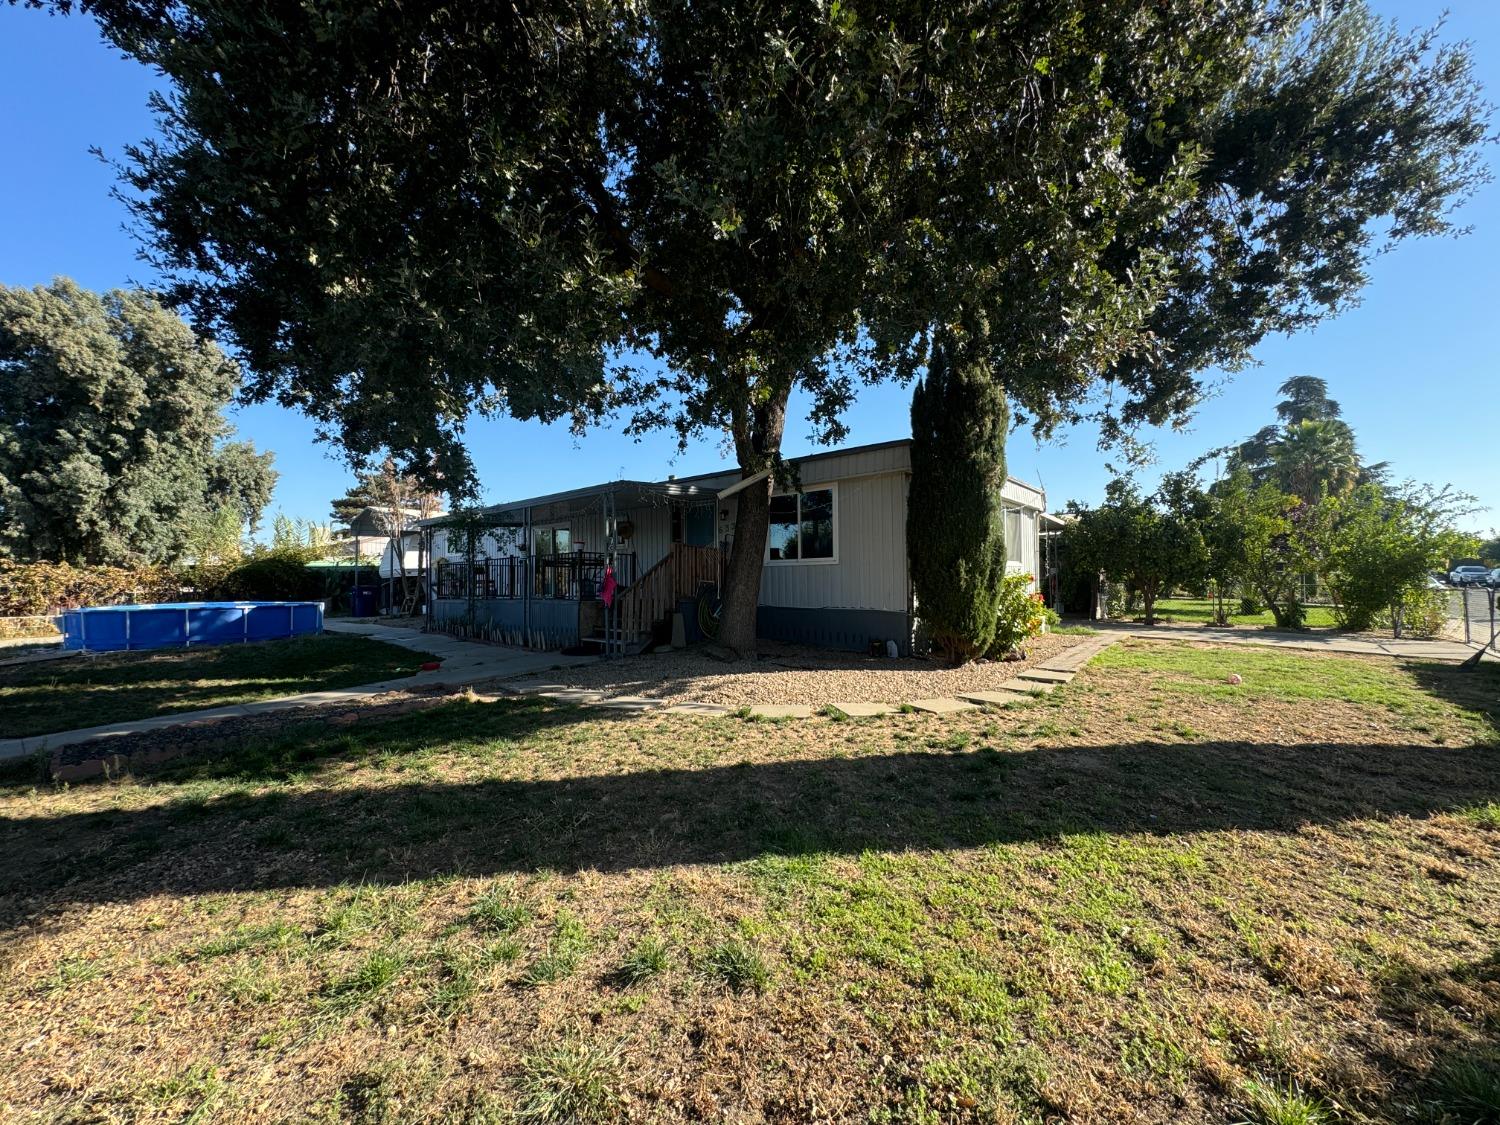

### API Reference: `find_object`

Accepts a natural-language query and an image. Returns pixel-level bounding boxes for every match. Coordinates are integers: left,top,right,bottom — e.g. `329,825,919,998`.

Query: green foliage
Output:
58,0,1492,652
703,940,770,994
989,575,1049,658
1064,480,1207,625
1237,486,1318,630
0,558,179,616
1313,485,1475,633
329,457,441,530
0,279,276,565
1189,471,1265,625
208,554,323,602
1229,378,1386,504
1425,1057,1500,1122
614,937,671,985
908,335,1009,661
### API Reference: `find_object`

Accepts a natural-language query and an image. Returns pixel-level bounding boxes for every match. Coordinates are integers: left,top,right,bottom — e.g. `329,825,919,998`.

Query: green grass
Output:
0,634,432,737
1151,597,1339,629
614,935,671,985
1093,642,1496,741
1235,1079,1332,1125
1426,1057,1500,1121
703,939,771,994
2,640,1497,1122
515,1041,624,1124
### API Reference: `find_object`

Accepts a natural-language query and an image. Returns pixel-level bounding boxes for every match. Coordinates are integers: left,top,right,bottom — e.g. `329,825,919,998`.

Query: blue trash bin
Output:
351,586,378,617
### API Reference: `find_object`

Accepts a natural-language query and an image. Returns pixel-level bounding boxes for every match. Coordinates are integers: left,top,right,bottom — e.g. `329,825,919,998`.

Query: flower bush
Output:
988,574,1049,658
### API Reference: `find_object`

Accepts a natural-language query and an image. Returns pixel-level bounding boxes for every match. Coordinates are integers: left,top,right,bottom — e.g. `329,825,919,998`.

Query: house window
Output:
766,486,836,564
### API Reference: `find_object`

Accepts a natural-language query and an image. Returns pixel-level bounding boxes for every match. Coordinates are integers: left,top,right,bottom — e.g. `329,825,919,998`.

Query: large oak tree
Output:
0,279,277,565
34,0,1490,651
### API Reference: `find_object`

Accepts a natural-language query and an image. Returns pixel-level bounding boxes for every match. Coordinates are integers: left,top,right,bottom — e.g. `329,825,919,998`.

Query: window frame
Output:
763,482,839,566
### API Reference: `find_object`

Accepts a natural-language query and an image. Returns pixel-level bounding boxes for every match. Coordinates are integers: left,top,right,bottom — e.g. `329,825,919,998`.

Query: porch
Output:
420,480,722,653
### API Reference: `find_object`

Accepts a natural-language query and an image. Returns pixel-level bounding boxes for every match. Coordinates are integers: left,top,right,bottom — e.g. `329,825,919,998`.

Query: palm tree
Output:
1272,419,1360,502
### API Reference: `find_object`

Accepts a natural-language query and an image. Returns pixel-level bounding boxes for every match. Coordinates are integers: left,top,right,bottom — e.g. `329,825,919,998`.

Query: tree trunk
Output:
714,385,789,657
716,474,770,655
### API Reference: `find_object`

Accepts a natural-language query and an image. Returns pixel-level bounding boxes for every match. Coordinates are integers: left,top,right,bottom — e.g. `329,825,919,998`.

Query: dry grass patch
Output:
1,640,1497,1123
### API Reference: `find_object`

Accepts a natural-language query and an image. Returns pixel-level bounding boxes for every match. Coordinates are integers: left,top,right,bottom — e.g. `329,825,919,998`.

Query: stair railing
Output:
616,544,720,640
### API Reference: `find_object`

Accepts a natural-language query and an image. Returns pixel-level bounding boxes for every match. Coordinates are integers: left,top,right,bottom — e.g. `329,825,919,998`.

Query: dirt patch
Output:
500,630,1085,705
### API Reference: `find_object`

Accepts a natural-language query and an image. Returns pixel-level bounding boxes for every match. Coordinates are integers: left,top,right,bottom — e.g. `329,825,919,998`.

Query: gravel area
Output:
506,630,1091,706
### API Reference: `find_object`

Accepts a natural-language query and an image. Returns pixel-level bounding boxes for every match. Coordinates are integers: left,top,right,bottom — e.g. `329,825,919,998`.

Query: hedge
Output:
0,559,182,617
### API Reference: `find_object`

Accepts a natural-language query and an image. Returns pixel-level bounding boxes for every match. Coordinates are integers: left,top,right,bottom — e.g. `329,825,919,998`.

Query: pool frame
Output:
60,601,324,653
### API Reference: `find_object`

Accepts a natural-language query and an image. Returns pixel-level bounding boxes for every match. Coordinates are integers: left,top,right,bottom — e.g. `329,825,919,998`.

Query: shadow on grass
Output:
3,694,1498,930
1406,659,1500,736
1370,943,1500,1122
0,634,433,739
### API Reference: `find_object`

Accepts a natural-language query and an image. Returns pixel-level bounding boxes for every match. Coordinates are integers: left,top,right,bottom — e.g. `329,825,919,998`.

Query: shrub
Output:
210,553,324,601
0,559,180,616
1239,594,1264,616
1397,585,1451,639
989,574,1049,657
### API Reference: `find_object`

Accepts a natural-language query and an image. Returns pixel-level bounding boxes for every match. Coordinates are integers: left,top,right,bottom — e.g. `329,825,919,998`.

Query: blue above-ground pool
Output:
60,601,324,653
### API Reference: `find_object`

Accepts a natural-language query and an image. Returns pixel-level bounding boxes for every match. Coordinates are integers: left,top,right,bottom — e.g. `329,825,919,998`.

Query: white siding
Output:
571,505,674,575
756,470,909,612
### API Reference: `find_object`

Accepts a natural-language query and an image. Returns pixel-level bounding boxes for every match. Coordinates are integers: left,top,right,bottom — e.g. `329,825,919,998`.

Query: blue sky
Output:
2,3,1496,534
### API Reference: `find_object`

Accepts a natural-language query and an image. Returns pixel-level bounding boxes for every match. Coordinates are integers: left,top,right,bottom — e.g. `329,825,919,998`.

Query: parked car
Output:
1489,567,1500,588
1449,565,1491,586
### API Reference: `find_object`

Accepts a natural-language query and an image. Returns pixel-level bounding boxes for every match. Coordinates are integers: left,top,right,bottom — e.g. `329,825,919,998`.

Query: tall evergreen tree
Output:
907,335,1009,662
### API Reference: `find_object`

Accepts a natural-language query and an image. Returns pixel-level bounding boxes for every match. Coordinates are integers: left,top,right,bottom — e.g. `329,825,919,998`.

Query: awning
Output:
416,479,718,530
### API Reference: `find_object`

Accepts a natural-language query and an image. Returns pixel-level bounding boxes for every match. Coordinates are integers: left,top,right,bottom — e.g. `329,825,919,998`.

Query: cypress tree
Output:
907,334,1010,661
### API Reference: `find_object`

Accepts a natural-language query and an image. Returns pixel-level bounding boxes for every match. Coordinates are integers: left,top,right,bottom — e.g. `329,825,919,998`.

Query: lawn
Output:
1150,597,1340,629
2,640,1497,1123
0,634,434,738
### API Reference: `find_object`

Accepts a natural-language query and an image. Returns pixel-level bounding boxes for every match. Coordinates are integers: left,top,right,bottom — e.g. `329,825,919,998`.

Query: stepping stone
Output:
537,688,607,703
906,697,977,715
955,689,1031,707
663,702,734,716
999,678,1054,695
828,701,897,717
749,704,816,720
1018,668,1073,684
593,695,666,712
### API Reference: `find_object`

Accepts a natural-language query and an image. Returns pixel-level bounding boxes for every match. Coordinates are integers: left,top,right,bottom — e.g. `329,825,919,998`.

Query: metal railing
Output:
434,552,638,602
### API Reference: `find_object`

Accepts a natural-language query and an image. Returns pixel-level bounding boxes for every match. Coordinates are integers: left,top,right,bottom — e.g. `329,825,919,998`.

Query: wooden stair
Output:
581,544,720,655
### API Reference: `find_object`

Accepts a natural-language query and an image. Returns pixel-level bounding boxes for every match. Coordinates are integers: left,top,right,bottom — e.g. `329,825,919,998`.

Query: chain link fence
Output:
1454,584,1499,651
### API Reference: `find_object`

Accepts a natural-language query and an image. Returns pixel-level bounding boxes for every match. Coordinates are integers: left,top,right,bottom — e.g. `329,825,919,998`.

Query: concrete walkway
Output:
0,622,592,761
1089,621,1498,663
